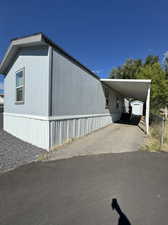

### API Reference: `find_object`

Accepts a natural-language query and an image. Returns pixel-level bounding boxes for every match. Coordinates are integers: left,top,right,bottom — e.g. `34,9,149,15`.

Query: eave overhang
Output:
0,33,99,80
101,79,151,101
0,33,46,75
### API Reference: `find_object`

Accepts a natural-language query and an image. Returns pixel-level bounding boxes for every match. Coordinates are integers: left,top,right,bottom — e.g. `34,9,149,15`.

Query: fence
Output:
149,114,168,151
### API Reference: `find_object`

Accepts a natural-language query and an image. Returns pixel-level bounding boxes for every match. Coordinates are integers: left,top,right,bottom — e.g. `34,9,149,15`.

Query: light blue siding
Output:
51,49,123,116
4,46,50,116
49,48,124,149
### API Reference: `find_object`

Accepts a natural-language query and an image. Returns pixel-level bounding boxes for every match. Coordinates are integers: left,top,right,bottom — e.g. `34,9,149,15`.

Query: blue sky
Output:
1,0,168,91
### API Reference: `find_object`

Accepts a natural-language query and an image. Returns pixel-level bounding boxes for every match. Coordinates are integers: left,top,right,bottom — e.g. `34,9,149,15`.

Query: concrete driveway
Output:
0,116,145,172
1,151,168,225
46,120,145,160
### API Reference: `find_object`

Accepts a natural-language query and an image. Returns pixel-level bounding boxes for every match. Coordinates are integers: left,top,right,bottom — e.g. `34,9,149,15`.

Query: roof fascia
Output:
101,78,151,84
0,33,100,81
0,33,44,75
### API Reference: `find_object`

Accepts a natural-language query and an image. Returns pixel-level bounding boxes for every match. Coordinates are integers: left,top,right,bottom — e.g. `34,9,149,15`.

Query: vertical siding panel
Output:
49,113,122,149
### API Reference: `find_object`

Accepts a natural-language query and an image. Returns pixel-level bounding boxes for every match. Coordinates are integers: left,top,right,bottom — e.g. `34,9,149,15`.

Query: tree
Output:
110,58,142,79
144,55,159,66
109,55,168,113
136,62,168,113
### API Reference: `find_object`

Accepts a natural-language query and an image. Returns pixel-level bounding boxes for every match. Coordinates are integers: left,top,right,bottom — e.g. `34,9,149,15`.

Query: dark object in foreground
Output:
111,198,132,225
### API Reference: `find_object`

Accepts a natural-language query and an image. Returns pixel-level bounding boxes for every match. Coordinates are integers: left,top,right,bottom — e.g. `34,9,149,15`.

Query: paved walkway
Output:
45,120,145,161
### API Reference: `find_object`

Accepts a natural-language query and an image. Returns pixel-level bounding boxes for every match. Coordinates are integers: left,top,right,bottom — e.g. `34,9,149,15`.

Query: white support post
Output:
146,86,151,135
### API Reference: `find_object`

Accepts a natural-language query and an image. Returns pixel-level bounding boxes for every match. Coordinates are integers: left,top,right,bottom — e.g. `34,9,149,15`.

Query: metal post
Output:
146,86,151,134
165,106,168,119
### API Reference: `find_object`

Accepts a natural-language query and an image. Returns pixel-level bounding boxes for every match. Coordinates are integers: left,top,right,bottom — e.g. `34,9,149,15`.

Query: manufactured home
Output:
0,33,151,151
0,33,125,150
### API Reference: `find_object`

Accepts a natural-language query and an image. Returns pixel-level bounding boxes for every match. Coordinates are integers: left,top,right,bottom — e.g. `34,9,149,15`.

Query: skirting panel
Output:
4,114,50,150
3,112,121,151
50,113,121,149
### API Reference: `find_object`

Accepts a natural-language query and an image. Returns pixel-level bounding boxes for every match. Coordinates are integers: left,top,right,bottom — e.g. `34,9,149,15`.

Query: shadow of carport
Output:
116,115,141,126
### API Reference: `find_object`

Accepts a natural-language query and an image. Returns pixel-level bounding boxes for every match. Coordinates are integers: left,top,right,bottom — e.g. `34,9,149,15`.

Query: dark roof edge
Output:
41,33,100,80
2,32,100,80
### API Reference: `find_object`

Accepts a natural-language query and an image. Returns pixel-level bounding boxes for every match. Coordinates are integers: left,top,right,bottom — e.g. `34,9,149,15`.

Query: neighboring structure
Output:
130,100,144,116
0,33,124,150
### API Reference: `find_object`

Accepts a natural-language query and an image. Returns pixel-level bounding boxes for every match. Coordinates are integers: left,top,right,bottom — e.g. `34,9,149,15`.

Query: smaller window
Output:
16,69,25,103
104,86,110,108
116,97,119,109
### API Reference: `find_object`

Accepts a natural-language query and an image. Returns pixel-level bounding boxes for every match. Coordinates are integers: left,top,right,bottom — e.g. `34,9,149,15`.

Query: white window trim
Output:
15,68,25,104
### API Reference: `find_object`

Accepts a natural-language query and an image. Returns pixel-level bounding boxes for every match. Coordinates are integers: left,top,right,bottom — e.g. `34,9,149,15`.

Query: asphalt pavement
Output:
0,151,168,225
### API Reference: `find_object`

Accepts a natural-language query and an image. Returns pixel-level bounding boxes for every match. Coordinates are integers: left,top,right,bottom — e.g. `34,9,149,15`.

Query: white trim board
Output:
101,79,151,83
4,112,116,121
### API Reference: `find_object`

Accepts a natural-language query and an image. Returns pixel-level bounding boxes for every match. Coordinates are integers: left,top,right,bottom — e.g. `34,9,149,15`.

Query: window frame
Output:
103,85,110,108
15,68,25,104
116,97,120,109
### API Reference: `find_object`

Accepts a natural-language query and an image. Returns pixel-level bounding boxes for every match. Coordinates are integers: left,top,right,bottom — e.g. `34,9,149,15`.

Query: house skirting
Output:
4,112,121,151
4,113,50,150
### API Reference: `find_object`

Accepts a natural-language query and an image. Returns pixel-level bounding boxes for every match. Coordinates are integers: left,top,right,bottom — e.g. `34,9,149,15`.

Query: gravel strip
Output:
0,129,45,172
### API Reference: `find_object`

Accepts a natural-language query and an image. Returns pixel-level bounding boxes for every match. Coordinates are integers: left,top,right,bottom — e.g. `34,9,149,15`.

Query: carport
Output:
101,79,151,134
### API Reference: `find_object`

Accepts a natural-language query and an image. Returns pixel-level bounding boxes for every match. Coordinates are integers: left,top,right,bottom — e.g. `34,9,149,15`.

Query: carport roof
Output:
101,79,151,101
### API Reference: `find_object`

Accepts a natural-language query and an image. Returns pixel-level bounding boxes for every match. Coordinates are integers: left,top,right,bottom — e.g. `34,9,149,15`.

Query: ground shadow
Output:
111,198,132,225
115,114,141,126
115,114,147,134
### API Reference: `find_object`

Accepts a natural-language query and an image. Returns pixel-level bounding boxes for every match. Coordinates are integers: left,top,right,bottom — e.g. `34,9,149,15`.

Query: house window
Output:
116,97,119,109
16,68,25,103
104,86,110,108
